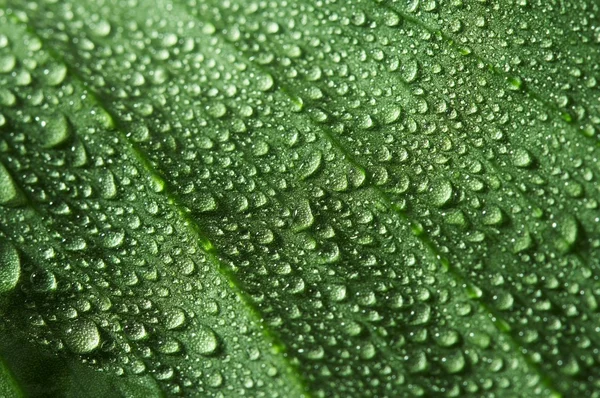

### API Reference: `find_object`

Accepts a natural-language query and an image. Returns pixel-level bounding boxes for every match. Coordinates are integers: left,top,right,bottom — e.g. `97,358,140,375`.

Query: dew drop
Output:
0,162,24,206
30,270,57,292
511,148,532,168
442,352,465,374
382,105,401,124
63,320,101,354
467,331,490,348
91,20,112,37
299,151,323,180
430,180,453,208
0,55,16,74
164,307,186,330
408,351,428,373
257,73,274,91
189,326,219,356
433,329,460,347
401,59,419,83
157,337,182,354
97,170,118,199
125,322,148,341
409,303,431,325
482,206,504,226
0,88,16,107
44,63,68,86
207,372,223,387
40,114,70,148
103,230,125,248
292,200,314,232
329,284,347,302
0,240,20,293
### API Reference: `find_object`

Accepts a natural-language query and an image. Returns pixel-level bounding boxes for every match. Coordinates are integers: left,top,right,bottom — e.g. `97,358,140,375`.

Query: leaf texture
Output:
0,0,599,396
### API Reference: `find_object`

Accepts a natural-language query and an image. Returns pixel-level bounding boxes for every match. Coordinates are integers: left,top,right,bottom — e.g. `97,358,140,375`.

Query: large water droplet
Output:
0,240,20,293
430,180,453,208
44,63,68,86
0,163,24,206
40,114,70,148
164,307,186,330
189,325,219,356
63,320,101,354
0,55,16,74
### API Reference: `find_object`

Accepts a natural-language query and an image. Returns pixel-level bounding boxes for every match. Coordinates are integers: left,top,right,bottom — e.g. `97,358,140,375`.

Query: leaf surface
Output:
0,0,599,396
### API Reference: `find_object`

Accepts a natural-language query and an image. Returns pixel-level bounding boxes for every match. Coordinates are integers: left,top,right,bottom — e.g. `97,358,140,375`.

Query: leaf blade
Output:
1,0,599,396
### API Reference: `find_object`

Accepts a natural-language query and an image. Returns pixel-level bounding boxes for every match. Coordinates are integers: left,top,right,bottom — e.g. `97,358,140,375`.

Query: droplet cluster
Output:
1,0,599,397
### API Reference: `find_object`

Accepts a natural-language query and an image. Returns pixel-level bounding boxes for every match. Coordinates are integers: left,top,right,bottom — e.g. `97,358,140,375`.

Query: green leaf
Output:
0,0,599,396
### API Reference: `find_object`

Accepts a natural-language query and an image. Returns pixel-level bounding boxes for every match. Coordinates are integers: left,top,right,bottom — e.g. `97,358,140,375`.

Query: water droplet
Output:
207,372,223,387
195,192,217,212
164,307,186,330
343,321,362,337
30,270,57,292
161,33,178,47
430,180,453,207
157,337,182,354
292,200,314,232
189,326,219,356
0,88,16,107
444,210,467,228
560,357,580,376
91,20,112,37
71,139,88,167
0,162,24,206
207,102,227,119
0,240,20,293
409,303,431,325
0,55,16,74
555,215,579,253
299,151,323,180
359,114,374,129
467,331,491,348
507,76,523,91
408,351,429,373
382,105,401,124
482,206,504,226
360,343,376,360
493,291,514,310
513,230,533,253
44,63,67,86
433,329,460,347
401,59,419,83
125,322,148,341
441,351,465,374
511,148,532,168
103,230,125,248
40,114,70,148
97,170,117,199
257,74,274,91
63,320,101,354
329,284,347,302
